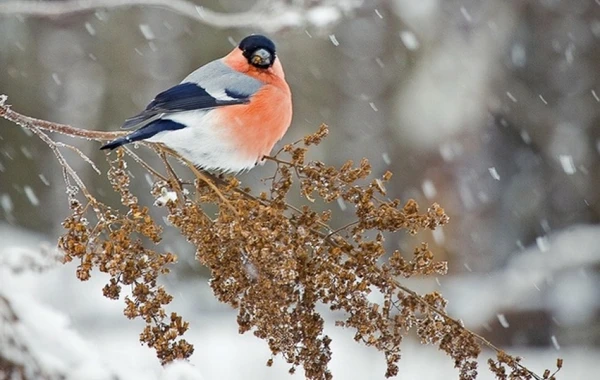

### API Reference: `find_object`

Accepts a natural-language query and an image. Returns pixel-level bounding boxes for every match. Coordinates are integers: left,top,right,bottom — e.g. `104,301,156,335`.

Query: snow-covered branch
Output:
0,94,126,141
0,0,361,32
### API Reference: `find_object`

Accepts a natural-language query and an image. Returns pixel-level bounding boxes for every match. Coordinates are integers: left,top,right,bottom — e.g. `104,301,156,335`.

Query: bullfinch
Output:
101,35,292,173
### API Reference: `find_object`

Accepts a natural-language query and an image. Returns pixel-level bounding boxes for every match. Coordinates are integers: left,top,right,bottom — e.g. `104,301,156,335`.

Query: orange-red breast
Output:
101,35,292,173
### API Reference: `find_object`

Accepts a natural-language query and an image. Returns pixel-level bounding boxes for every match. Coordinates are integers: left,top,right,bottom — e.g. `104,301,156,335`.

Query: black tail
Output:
100,136,130,150
100,119,186,150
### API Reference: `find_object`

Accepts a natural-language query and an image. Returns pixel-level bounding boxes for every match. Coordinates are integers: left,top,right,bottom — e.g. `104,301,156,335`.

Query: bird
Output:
101,34,292,173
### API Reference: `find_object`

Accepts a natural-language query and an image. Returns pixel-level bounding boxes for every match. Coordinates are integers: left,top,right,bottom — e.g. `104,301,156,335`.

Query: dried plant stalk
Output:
0,95,561,379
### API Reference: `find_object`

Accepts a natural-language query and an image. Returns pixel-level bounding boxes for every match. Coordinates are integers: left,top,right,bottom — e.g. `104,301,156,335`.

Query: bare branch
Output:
0,0,352,31
29,127,94,199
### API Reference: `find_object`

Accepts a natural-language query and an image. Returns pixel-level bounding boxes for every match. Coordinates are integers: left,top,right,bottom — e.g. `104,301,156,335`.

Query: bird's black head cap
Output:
239,35,276,69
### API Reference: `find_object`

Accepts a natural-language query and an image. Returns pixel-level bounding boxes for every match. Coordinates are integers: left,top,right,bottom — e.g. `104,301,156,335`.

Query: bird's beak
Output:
251,48,272,66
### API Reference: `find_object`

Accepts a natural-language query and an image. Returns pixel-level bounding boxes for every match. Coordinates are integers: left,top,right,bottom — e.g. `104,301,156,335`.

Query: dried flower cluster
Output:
488,352,563,380
0,96,563,380
59,150,192,364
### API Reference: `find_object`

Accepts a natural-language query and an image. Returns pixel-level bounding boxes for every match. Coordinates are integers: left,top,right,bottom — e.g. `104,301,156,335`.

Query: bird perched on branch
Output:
101,35,292,173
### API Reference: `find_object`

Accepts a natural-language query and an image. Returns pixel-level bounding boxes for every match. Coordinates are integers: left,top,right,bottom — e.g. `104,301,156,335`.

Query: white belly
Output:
147,110,257,173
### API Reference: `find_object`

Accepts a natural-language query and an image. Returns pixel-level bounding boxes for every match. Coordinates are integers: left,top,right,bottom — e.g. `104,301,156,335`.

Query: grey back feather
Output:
183,59,263,99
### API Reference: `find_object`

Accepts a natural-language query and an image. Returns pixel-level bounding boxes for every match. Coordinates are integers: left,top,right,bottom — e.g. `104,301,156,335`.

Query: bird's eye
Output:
250,48,272,67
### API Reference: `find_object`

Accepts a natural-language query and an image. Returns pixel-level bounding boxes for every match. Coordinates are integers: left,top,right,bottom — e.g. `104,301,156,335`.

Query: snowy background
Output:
1,0,599,379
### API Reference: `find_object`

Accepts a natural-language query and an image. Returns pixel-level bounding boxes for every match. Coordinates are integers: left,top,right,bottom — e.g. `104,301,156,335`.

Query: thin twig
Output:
273,137,304,157
325,220,360,239
29,127,94,200
158,146,238,215
263,155,295,166
154,146,183,191
55,141,101,175
0,95,126,141
123,146,169,182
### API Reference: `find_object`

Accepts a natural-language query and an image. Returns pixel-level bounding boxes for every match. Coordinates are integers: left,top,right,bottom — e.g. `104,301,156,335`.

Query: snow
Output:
550,271,598,326
161,361,204,380
336,197,347,211
432,227,445,244
422,179,437,199
459,6,472,23
38,174,50,186
520,129,532,144
23,185,40,206
1,233,114,379
94,11,109,22
488,167,500,180
1,223,599,379
139,24,156,40
328,34,340,46
145,173,154,186
540,219,551,234
1,193,13,213
154,187,178,207
306,6,341,29
226,36,236,47
511,43,526,67
565,43,575,64
535,236,550,252
84,22,96,36
10,288,112,378
399,31,420,50
0,224,196,380
558,154,576,175
20,145,33,159
439,142,464,162
381,152,391,165
497,314,510,328
506,91,517,103
443,225,600,331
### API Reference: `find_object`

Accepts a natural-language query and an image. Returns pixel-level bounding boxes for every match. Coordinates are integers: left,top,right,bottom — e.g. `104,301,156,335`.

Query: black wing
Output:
122,82,250,129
